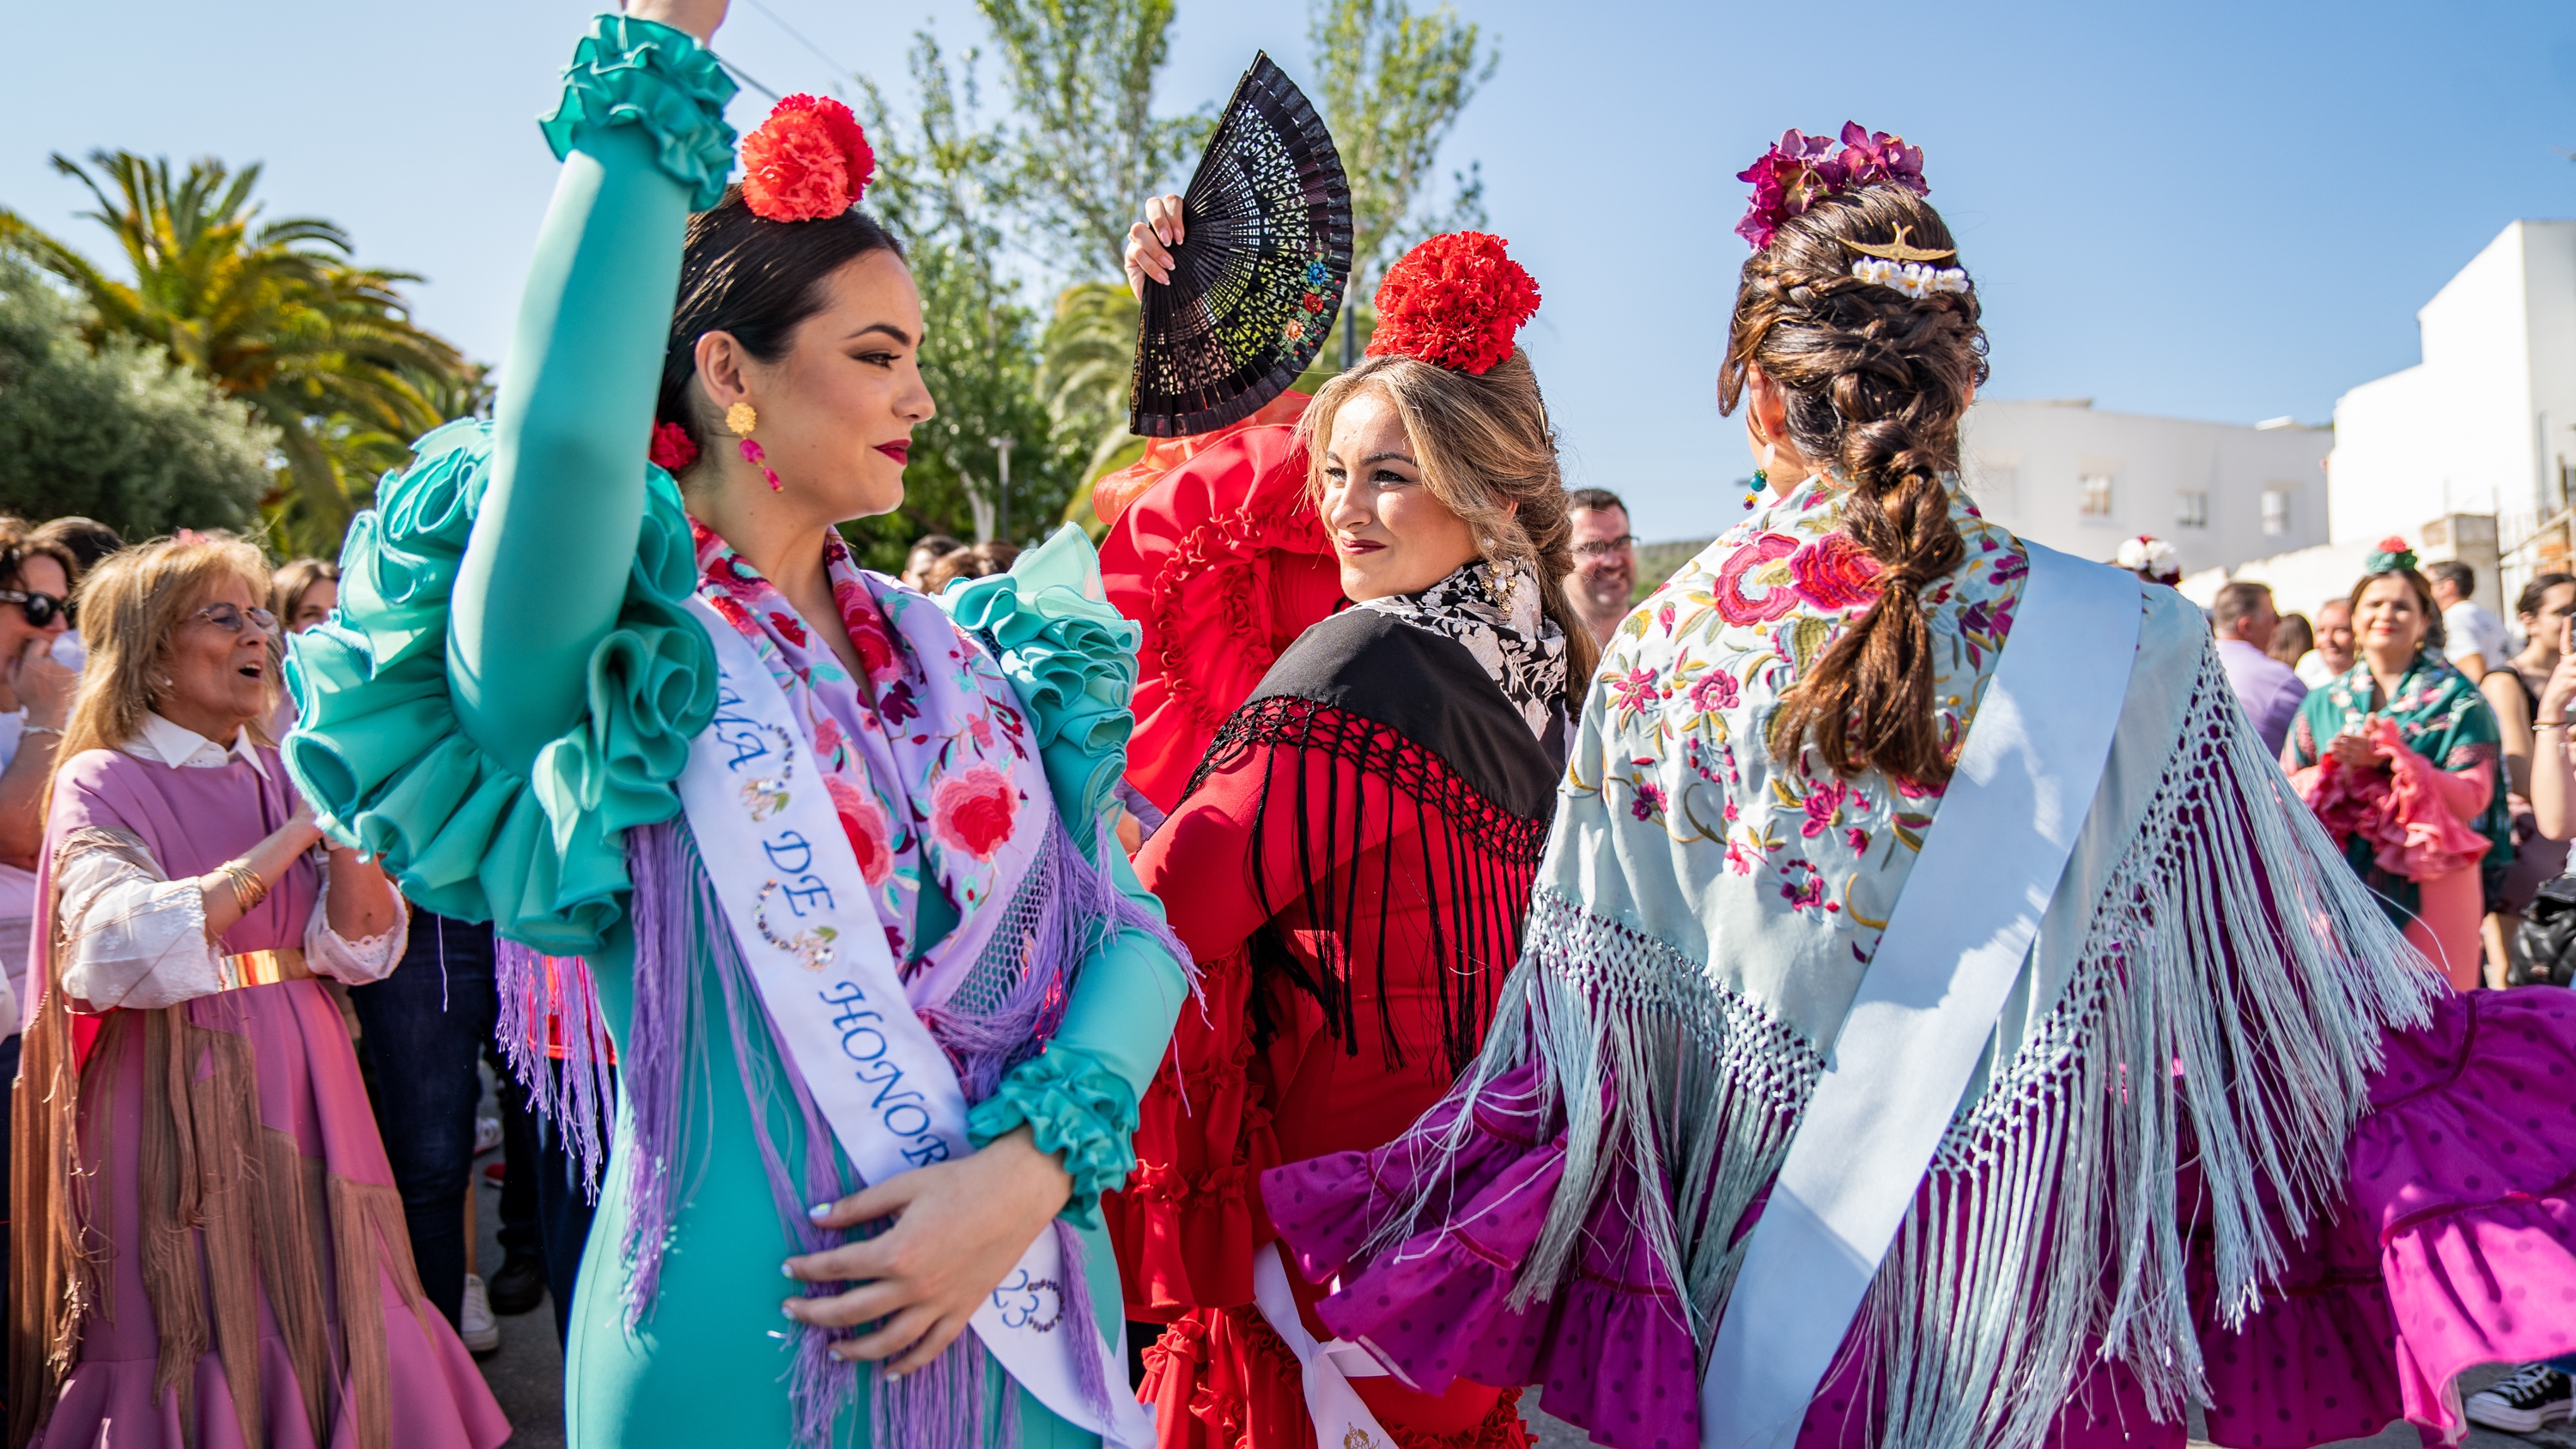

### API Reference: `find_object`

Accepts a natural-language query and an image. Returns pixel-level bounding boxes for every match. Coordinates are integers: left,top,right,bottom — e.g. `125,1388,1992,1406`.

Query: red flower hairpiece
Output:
740,94,875,222
1364,231,1541,376
1735,121,1929,251
648,421,699,472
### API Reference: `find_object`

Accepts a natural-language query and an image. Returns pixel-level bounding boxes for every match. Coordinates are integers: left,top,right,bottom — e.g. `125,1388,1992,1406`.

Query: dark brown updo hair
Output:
654,185,906,464
1719,184,1989,785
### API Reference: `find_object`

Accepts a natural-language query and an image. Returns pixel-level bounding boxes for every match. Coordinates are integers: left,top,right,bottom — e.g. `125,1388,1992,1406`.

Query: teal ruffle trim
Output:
283,419,715,955
538,14,738,211
938,525,1144,863
964,1045,1140,1228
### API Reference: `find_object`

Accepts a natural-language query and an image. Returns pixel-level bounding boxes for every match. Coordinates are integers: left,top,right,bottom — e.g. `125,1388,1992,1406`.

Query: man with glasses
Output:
1564,487,1639,647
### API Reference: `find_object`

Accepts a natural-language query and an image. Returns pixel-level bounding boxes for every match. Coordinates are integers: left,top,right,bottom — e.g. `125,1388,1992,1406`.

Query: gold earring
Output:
724,402,781,492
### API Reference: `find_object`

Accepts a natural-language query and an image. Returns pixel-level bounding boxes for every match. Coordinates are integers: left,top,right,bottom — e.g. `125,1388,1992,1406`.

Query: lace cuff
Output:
965,1044,1140,1228
538,14,738,210
302,874,409,985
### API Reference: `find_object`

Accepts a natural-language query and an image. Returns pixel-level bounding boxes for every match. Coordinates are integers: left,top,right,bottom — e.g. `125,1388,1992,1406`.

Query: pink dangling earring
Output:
726,402,782,492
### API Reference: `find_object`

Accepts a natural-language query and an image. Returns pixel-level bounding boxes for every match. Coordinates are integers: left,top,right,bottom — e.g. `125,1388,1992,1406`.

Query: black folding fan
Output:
1130,52,1353,438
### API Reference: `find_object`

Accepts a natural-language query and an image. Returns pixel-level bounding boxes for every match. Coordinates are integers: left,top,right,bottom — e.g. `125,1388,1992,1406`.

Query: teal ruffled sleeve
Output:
284,421,715,955
538,14,738,210
939,525,1143,861
965,1046,1139,1228
945,526,1189,1221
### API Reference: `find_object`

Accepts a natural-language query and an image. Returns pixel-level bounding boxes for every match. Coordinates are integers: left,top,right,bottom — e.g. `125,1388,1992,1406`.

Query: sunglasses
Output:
1572,535,1637,560
0,589,65,629
193,602,280,637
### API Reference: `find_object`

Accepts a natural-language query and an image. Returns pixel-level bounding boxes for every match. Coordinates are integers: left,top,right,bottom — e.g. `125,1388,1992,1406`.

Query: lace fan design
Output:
1130,52,1353,438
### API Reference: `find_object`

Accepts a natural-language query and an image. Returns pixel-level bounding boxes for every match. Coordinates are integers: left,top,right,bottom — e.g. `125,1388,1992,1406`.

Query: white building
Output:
1958,399,2332,577
2327,219,2576,608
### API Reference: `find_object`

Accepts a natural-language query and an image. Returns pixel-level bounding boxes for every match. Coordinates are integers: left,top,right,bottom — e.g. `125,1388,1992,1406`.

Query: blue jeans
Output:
349,912,506,1329
530,1057,607,1346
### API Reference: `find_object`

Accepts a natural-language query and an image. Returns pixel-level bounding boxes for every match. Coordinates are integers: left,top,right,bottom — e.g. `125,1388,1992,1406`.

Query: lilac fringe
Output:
491,942,617,1198
927,814,1194,1103
484,809,1181,1446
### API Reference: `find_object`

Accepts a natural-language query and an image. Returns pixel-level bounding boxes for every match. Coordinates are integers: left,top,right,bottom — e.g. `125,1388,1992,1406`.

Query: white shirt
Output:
2445,601,2510,670
46,718,403,1015
125,712,270,777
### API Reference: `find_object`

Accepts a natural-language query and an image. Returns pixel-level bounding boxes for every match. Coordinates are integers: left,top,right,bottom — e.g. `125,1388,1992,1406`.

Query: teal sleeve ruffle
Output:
938,525,1142,860
537,13,738,210
283,420,716,955
963,1044,1140,1228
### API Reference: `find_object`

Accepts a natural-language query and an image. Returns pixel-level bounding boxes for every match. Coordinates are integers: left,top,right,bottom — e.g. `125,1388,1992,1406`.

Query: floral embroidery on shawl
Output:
1590,475,2022,961
690,521,1042,971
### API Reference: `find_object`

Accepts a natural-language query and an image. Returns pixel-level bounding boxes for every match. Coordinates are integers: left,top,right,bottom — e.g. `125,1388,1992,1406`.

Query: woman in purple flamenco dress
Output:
1261,128,2576,1449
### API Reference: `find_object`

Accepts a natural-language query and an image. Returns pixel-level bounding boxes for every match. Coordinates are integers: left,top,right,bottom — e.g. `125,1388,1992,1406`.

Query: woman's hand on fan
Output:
1124,194,1186,297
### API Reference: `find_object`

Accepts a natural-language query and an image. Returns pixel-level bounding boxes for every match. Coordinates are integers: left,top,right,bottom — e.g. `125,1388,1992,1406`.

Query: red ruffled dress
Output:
1105,600,1564,1448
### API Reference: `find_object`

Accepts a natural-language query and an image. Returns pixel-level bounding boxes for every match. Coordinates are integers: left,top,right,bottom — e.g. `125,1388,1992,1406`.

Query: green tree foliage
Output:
0,151,473,556
1039,280,1143,530
1309,0,1494,309
0,253,270,537
976,0,1209,281
855,33,1075,568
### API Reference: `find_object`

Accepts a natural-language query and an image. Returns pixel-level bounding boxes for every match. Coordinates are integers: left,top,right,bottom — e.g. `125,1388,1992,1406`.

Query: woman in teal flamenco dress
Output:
282,4,1188,1446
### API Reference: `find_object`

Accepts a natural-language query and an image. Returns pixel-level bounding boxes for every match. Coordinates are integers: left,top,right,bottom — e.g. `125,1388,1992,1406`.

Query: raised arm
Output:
450,9,735,774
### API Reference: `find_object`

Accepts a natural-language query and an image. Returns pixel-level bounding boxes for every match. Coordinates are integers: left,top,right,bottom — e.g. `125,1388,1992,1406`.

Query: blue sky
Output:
7,1,2574,540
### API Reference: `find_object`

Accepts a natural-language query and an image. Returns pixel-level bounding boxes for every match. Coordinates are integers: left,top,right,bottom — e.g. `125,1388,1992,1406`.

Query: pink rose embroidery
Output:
841,595,905,686
705,593,758,637
931,764,1020,861
1711,532,1801,624
1686,668,1739,713
825,774,895,885
1787,532,1884,611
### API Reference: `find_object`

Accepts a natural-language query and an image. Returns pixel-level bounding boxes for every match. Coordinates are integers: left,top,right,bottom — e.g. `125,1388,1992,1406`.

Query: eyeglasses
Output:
193,603,279,637
0,589,64,628
1571,536,1637,560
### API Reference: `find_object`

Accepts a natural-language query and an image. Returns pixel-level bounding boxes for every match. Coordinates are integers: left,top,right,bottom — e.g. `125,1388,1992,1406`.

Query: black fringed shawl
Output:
1183,608,1564,1076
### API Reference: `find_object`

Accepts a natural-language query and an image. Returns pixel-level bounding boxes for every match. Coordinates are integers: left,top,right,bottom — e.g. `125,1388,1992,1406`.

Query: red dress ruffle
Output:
1109,739,1538,1446
1097,420,1345,814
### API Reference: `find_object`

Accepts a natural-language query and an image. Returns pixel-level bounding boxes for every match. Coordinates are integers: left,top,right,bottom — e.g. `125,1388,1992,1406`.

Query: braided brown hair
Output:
1718,184,1989,785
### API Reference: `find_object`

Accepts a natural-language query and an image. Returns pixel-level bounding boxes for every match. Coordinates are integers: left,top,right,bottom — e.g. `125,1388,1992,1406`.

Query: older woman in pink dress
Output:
13,534,506,1449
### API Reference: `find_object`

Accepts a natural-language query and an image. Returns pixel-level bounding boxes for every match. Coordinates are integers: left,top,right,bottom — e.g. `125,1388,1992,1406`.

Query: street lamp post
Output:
987,433,1014,544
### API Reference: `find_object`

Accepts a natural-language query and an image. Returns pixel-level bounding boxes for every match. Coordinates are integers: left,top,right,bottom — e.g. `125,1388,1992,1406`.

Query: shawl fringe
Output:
1190,696,1549,1076
1392,645,2439,1449
12,828,434,1449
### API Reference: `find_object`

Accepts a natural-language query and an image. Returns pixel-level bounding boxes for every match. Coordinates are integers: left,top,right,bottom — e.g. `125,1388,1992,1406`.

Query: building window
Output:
1971,464,2017,518
2177,490,2209,529
2262,488,2291,537
2079,473,2115,520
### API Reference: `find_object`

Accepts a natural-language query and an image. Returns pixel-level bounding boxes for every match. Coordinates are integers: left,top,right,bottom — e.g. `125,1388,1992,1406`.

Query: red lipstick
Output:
877,440,910,465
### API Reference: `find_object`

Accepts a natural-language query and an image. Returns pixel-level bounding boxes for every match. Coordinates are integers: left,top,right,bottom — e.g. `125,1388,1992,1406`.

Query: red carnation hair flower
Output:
1364,231,1541,376
647,421,698,472
740,94,875,222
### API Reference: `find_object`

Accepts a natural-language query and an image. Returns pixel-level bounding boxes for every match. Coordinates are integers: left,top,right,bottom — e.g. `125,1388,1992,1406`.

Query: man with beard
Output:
1564,487,1637,646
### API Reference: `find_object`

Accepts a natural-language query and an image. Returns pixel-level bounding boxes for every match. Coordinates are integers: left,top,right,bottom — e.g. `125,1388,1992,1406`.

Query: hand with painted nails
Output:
1122,193,1186,300
779,1126,1073,1375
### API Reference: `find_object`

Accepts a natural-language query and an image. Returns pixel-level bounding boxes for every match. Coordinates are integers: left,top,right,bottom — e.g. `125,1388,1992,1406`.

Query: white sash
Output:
1698,543,2141,1449
678,597,1151,1448
1253,1243,1397,1449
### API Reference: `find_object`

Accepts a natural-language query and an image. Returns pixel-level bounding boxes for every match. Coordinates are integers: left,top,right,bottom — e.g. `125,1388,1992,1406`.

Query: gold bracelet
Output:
218,861,270,915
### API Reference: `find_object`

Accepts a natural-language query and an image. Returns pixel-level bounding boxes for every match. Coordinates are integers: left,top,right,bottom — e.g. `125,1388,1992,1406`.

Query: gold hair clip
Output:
1838,224,1956,264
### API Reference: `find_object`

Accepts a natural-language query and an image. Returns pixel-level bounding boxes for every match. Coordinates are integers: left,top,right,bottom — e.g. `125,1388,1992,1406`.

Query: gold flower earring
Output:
726,401,782,492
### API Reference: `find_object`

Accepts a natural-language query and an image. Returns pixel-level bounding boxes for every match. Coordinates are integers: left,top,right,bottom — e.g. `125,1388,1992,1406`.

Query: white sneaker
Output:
472,1116,503,1155
459,1274,501,1354
2467,1362,2575,1433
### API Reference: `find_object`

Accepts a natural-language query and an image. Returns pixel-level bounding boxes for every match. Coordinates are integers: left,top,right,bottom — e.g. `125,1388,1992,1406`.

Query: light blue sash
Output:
1698,543,2141,1449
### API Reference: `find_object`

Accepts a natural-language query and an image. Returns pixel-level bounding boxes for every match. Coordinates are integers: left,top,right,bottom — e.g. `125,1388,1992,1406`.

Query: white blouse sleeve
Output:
303,871,407,985
52,844,222,1012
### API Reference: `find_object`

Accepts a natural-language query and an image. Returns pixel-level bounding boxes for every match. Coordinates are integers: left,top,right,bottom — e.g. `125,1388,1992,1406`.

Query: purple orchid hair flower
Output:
1735,122,1930,251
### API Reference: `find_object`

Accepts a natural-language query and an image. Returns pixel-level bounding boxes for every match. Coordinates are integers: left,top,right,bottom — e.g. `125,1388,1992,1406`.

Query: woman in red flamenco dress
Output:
1102,212,1595,1448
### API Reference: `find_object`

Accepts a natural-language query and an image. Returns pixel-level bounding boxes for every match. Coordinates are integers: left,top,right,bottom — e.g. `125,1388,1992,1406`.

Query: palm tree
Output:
1040,281,1144,501
0,150,471,553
